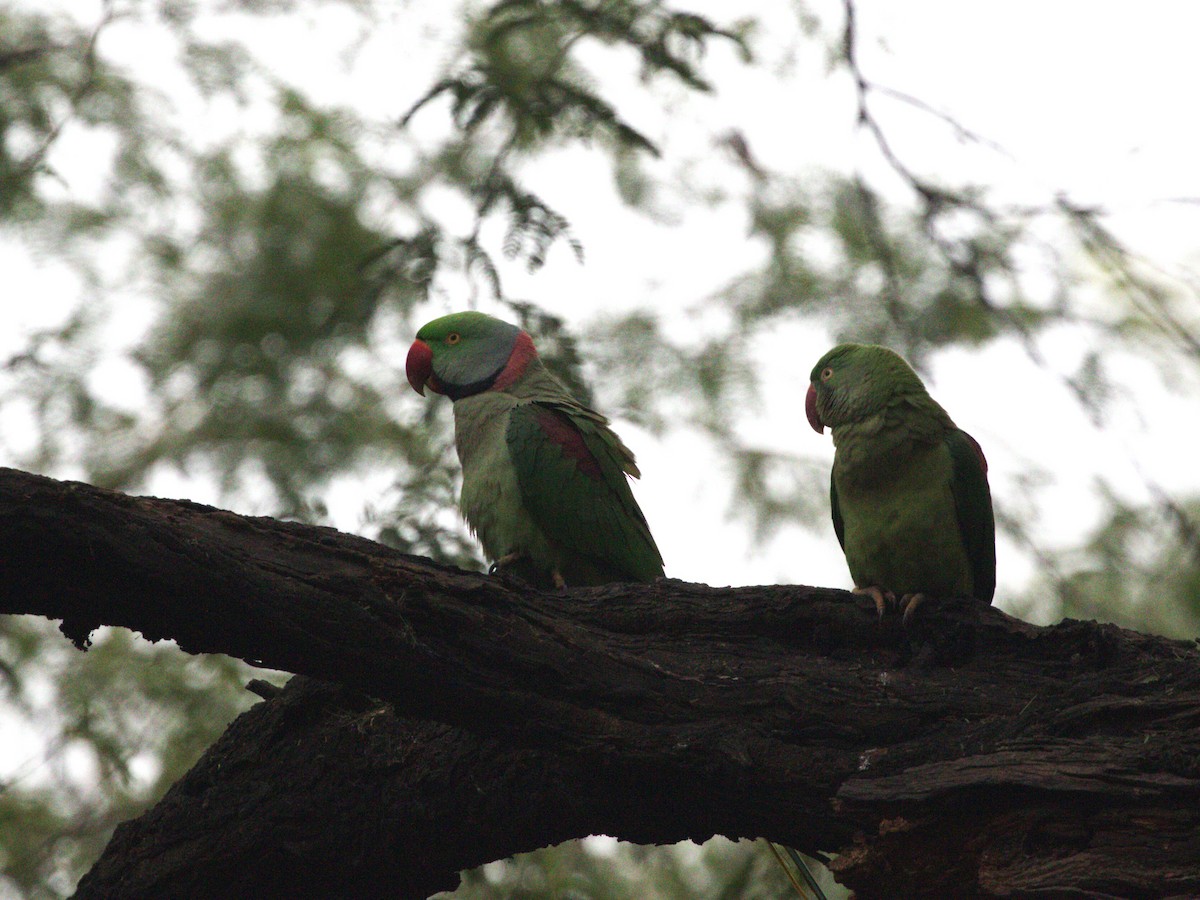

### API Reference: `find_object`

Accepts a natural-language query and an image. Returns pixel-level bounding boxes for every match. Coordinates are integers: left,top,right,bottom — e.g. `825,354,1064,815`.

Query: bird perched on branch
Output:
806,343,995,619
406,311,663,588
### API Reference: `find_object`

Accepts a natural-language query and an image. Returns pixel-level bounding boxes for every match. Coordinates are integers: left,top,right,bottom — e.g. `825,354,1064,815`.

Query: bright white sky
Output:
3,0,1199,608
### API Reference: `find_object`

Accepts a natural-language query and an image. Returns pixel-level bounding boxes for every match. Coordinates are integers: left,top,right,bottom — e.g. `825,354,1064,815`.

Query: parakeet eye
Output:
447,333,461,345
821,367,834,381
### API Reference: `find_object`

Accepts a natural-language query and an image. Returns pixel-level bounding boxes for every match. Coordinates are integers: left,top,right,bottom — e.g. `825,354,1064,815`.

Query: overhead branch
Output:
1,467,1199,898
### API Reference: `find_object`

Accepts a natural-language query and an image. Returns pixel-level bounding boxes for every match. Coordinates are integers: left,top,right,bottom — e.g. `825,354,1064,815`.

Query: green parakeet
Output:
806,343,996,618
406,311,663,588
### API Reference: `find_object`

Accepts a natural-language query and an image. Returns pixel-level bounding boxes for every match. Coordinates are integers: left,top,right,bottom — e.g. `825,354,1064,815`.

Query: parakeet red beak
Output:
405,339,438,395
805,383,824,434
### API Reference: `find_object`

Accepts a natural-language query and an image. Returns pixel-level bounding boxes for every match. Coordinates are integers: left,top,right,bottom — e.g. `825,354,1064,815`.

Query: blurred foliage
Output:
0,0,1198,897
1017,494,1200,640
437,837,839,900
403,0,748,152
0,618,254,898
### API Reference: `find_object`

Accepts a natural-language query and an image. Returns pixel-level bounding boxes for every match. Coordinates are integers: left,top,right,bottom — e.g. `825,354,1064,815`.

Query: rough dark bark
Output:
1,467,1198,899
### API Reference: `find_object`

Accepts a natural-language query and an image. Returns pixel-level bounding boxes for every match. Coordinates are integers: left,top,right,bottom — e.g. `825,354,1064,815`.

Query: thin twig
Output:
6,2,116,184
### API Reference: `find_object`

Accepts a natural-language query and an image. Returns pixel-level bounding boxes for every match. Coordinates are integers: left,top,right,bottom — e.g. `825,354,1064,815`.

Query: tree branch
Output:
1,467,1198,898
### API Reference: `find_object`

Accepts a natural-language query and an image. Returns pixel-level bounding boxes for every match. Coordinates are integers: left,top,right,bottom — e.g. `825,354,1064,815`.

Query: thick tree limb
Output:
2,467,1199,898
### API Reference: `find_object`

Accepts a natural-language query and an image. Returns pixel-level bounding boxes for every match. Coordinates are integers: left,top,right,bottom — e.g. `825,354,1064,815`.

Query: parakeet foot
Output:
490,551,526,573
898,593,926,624
853,585,894,620
488,553,542,589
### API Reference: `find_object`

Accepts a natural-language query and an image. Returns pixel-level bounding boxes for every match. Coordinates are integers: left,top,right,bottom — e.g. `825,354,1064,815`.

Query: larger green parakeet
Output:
806,343,996,618
406,311,663,588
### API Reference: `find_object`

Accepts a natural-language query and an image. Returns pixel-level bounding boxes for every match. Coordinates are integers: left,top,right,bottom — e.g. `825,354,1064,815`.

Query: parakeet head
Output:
406,311,537,400
806,343,928,433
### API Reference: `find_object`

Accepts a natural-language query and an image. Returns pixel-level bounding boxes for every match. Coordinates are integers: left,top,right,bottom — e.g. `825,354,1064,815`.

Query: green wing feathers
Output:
830,475,845,552
946,429,996,603
506,401,663,583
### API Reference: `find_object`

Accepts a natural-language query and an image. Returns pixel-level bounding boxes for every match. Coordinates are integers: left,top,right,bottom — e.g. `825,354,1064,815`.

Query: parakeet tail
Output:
764,840,829,900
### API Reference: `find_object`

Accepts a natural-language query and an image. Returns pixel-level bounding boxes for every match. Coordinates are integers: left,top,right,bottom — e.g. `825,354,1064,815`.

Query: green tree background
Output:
1,1,1197,897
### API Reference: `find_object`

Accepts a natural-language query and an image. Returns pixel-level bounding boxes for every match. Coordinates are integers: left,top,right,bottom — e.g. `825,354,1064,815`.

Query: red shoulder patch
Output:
535,406,603,480
491,331,538,392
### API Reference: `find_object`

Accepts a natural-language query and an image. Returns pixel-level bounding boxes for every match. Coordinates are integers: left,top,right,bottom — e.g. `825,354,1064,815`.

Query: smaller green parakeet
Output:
406,311,663,588
806,343,995,618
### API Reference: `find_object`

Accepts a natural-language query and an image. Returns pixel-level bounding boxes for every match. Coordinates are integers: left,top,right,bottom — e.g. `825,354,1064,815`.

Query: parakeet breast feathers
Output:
453,391,552,565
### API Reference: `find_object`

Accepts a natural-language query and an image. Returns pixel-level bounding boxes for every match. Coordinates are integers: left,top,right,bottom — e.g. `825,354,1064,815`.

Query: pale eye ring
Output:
821,367,834,381
447,333,461,345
